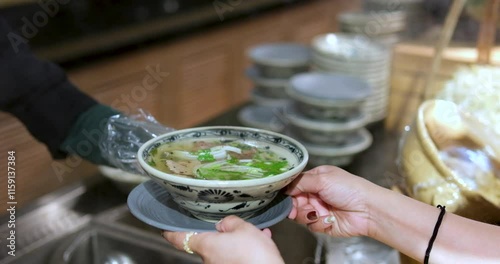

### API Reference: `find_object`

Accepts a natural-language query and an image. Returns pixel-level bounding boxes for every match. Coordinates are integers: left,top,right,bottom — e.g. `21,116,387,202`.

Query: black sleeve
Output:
0,16,98,159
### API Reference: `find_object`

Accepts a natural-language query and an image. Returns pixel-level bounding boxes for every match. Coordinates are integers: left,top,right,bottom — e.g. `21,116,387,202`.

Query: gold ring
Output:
183,232,197,254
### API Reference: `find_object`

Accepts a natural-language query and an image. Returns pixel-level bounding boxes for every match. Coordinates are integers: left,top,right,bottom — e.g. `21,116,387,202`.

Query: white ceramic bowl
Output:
248,43,311,78
246,67,289,99
311,51,391,72
338,11,407,35
237,105,285,133
312,33,389,62
297,128,373,167
137,126,308,222
311,57,391,73
311,64,390,84
284,103,368,144
251,89,291,108
287,72,371,120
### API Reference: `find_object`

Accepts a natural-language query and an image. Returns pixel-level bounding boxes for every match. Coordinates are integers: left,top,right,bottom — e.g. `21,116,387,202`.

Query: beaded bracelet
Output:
424,205,446,264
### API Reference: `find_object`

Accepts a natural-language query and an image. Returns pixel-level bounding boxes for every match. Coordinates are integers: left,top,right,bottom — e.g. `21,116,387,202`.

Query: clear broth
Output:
147,138,292,180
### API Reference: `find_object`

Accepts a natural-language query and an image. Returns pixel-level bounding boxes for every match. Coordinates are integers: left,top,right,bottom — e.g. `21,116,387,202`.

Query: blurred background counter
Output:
0,0,309,62
1,0,355,209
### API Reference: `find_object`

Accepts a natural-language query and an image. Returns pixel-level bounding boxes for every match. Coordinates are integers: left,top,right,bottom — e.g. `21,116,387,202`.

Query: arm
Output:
287,166,500,263
0,16,119,164
367,182,500,263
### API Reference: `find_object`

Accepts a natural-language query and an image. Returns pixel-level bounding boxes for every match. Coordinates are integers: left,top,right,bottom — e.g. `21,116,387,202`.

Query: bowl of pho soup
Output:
137,126,309,222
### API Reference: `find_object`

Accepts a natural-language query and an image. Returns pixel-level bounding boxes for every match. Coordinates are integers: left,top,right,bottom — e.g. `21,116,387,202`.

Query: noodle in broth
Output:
147,139,291,180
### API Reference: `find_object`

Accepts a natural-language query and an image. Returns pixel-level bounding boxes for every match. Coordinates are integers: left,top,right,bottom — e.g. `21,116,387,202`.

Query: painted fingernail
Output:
323,215,336,224
215,219,223,231
306,211,318,221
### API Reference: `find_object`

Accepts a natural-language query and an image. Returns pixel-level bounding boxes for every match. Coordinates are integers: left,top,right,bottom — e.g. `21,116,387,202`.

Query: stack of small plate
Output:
338,11,407,46
238,43,311,132
310,33,392,124
283,72,373,167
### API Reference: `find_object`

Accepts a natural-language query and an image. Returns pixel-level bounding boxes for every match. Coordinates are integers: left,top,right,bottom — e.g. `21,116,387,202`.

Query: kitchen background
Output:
0,0,499,263
1,0,498,211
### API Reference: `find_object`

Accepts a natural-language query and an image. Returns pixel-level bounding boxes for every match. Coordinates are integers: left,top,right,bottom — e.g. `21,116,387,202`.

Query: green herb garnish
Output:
196,149,216,162
150,147,158,156
227,155,239,164
245,159,288,176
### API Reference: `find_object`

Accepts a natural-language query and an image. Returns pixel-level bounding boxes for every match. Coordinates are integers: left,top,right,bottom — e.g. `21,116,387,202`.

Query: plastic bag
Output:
397,98,500,223
434,66,500,201
99,109,175,175
397,66,500,223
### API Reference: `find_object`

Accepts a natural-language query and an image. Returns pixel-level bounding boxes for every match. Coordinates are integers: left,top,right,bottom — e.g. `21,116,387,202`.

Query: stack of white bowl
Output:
238,43,311,132
338,10,407,47
310,33,392,124
283,72,373,167
363,0,426,38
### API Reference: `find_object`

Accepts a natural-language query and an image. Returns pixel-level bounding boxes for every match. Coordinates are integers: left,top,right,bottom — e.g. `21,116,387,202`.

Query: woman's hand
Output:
287,165,372,237
287,166,500,263
162,215,284,264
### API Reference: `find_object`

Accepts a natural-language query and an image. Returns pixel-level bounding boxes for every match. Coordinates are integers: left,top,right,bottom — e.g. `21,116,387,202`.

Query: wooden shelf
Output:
395,42,500,65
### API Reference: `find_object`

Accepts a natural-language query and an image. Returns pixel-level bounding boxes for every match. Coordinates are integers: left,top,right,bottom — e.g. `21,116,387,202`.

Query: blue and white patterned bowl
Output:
287,72,372,121
137,126,308,222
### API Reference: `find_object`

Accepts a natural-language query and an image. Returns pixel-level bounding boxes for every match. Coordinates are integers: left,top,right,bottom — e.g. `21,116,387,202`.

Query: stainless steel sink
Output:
49,222,201,264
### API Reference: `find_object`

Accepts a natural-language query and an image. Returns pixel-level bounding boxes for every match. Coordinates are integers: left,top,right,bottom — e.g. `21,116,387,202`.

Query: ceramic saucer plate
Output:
251,89,291,108
248,43,311,67
284,103,368,132
287,128,373,167
237,105,285,132
288,72,372,104
245,66,290,88
246,66,289,99
128,180,293,232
